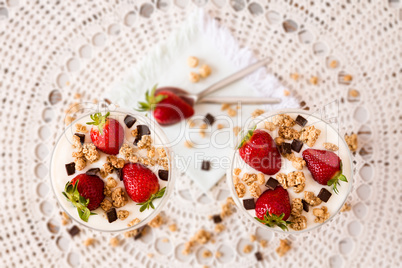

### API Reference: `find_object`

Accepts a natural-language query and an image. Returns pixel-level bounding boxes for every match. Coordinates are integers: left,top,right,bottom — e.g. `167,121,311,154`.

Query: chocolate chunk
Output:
295,115,308,127
68,225,80,237
317,188,332,202
243,198,255,210
115,168,122,180
74,133,85,144
255,252,263,261
86,168,100,176
106,208,118,223
212,215,222,224
265,177,279,190
124,115,137,128
204,113,215,125
302,199,309,212
158,170,169,181
65,162,75,176
133,227,146,240
134,125,151,145
201,160,210,171
291,139,303,153
279,142,291,155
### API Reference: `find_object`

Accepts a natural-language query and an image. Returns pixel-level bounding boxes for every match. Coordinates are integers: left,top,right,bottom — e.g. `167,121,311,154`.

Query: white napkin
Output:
105,10,298,192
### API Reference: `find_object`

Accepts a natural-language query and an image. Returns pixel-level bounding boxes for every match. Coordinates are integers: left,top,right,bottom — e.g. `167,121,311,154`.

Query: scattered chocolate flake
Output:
106,208,118,223
68,225,80,237
115,168,122,181
295,115,308,127
279,143,291,155
201,160,210,171
124,115,137,128
134,227,146,240
212,215,222,224
255,252,263,261
65,162,76,176
317,188,332,202
265,177,279,190
85,168,100,176
204,113,215,125
74,133,85,144
158,170,169,181
291,139,303,153
243,198,255,210
104,98,112,105
134,125,151,145
302,199,309,212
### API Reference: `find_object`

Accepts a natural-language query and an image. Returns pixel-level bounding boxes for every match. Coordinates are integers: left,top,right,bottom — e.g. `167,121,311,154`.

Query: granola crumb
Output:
147,253,154,258
264,121,276,131
227,108,237,117
188,119,196,128
156,147,167,158
193,229,212,244
100,199,112,211
276,239,291,257
291,198,303,217
104,186,112,197
250,234,257,242
301,125,321,147
128,218,141,227
83,143,100,163
168,224,177,232
199,64,212,78
184,140,194,148
257,173,265,185
117,210,129,220
310,76,319,85
233,126,241,136
329,60,338,68
217,124,225,130
162,238,169,243
215,251,222,258
226,197,235,205
323,142,339,151
234,182,246,198
243,244,253,254
75,123,87,133
182,241,195,255
290,73,299,81
92,99,98,104
111,188,128,208
345,133,358,152
284,90,290,96
242,173,257,186
83,238,95,247
215,223,225,233
65,116,76,126
74,93,82,99
106,177,118,188
202,250,212,258
251,109,265,118
272,114,295,127
221,103,230,111
313,206,330,223
341,203,352,212
137,135,152,150
148,214,164,228
274,137,285,145
187,56,199,68
349,89,359,97
343,74,353,82
120,143,136,159
249,182,262,198
291,157,306,170
278,126,301,140
289,215,307,231
199,130,206,138
110,237,119,247
259,240,268,248
220,198,235,218
61,212,70,225
189,72,200,83
74,157,86,171
304,191,322,206
233,168,241,176
107,155,125,169
131,129,138,137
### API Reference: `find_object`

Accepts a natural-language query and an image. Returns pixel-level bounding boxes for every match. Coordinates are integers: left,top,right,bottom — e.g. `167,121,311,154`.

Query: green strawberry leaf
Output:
136,84,168,112
62,180,95,222
137,187,166,212
254,212,291,231
237,125,257,149
86,112,110,135
339,174,348,182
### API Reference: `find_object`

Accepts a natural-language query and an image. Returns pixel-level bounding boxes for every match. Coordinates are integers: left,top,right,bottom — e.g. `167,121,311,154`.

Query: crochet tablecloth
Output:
0,0,400,267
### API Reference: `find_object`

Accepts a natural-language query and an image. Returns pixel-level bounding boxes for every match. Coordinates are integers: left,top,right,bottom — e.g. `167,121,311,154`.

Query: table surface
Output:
0,0,401,267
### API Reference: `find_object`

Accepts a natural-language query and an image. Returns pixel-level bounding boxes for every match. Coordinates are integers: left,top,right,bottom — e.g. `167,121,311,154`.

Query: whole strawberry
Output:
62,174,105,222
137,85,194,126
255,186,292,231
87,112,124,155
302,149,348,194
239,128,282,175
122,163,165,211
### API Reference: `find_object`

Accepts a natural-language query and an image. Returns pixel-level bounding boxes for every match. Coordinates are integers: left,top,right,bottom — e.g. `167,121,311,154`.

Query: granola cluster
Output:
75,123,87,133
276,172,306,193
148,214,164,228
272,114,295,127
313,206,330,223
182,229,212,255
124,218,141,238
249,182,261,198
264,121,276,131
323,142,339,151
289,215,307,231
276,239,291,257
300,125,321,147
111,187,128,208
304,191,322,206
345,133,358,152
251,109,265,118
278,126,301,140
290,198,303,217
286,153,306,170
137,135,152,150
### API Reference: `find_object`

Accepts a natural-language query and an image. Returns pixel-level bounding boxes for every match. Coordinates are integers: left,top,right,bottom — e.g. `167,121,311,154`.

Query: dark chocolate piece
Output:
74,133,85,144
280,142,292,155
115,168,122,181
243,198,255,210
302,199,309,212
158,170,169,181
86,168,100,176
317,188,332,202
212,215,222,224
133,227,146,240
106,208,118,223
68,225,80,237
204,113,215,125
124,115,137,128
201,160,210,171
65,162,76,176
255,252,263,261
134,125,151,145
291,139,303,153
265,177,279,190
295,115,308,127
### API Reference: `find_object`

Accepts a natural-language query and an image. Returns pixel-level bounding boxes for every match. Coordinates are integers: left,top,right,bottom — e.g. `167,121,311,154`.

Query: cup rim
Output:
49,107,175,233
227,108,354,235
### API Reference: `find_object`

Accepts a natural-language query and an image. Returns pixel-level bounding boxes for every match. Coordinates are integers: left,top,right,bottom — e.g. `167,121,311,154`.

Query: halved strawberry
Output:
62,174,105,222
137,85,194,126
302,149,348,194
238,128,282,175
255,186,292,231
87,112,124,155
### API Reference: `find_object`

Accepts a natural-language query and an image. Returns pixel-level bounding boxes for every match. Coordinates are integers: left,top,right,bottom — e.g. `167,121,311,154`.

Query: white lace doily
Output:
0,0,400,267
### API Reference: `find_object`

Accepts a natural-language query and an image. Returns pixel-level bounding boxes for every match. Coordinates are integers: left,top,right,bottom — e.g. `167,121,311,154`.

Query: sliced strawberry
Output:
302,149,348,194
63,174,105,222
87,112,124,155
255,186,292,231
239,128,282,175
137,85,194,126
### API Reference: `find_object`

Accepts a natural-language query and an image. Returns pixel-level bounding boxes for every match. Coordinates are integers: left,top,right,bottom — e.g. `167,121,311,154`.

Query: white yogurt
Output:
50,110,173,232
228,110,353,233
